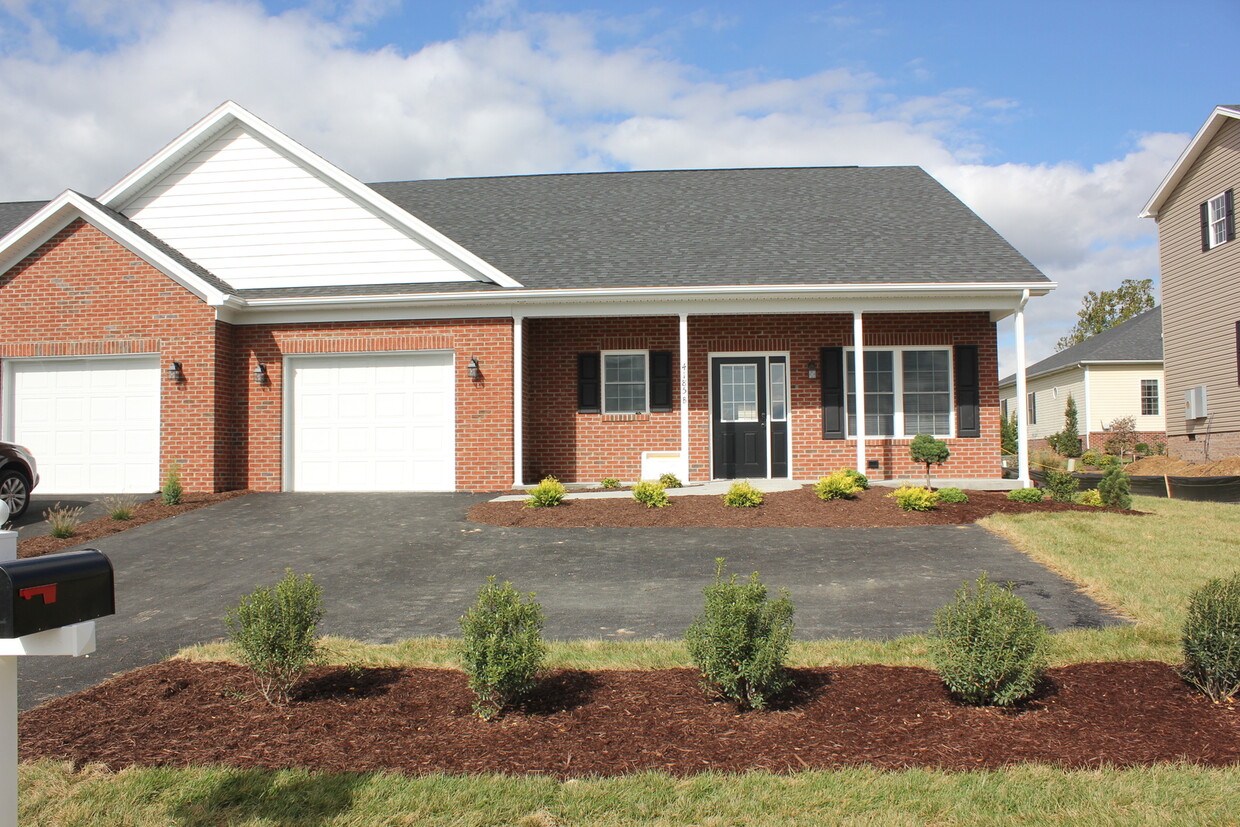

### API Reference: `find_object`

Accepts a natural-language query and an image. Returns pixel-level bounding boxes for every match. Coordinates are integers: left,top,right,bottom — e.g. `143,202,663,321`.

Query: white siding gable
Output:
122,125,476,290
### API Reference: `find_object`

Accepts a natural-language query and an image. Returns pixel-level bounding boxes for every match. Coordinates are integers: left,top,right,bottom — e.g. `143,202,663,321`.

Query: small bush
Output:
843,469,870,490
814,470,861,501
1042,468,1080,503
225,569,323,706
1075,489,1104,507
525,476,567,508
937,487,969,504
102,494,139,521
722,480,763,508
658,473,683,489
161,462,184,506
1007,487,1045,503
600,477,621,489
1097,464,1132,509
909,434,951,488
1097,453,1121,469
1181,571,1240,702
1030,449,1066,471
888,485,938,512
632,481,670,508
1079,449,1103,468
1135,442,1151,457
685,559,794,710
930,573,1049,706
459,576,546,719
44,504,83,539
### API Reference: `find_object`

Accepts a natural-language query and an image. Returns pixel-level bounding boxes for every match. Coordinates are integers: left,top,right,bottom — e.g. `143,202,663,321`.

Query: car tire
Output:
0,470,31,521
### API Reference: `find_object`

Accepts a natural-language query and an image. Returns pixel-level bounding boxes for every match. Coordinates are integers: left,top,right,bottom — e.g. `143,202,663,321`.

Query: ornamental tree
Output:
909,434,951,489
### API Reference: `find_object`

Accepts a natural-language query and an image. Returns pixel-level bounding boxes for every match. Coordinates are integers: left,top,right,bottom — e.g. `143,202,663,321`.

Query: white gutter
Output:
1014,289,1031,486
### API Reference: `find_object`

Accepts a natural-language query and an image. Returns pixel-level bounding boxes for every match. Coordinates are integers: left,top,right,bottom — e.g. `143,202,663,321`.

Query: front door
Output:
711,357,767,479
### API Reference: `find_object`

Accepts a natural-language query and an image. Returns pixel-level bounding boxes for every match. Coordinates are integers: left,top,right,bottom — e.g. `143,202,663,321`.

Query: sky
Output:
0,0,1234,375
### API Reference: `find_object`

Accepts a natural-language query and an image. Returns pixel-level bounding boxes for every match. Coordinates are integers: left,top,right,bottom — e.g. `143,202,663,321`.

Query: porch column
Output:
512,314,524,487
679,312,690,481
853,311,867,473
1014,291,1031,486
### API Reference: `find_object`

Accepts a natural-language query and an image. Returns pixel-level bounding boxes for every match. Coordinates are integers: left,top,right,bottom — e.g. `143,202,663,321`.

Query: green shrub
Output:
161,462,184,506
685,559,794,710
1079,449,1103,468
1000,411,1018,457
1181,572,1240,702
1075,489,1104,507
1097,453,1121,469
1097,464,1132,509
1006,487,1045,503
459,576,546,719
888,485,938,512
525,476,567,508
102,494,139,521
930,573,1049,706
599,477,621,489
44,503,83,539
722,480,763,508
632,481,670,508
843,468,870,490
658,473,683,489
1135,442,1151,457
909,434,951,488
937,487,969,504
224,569,323,706
1042,468,1080,503
814,470,861,501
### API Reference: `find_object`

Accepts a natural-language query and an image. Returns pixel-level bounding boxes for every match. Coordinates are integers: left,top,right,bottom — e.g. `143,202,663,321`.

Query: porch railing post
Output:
512,314,524,488
679,312,690,481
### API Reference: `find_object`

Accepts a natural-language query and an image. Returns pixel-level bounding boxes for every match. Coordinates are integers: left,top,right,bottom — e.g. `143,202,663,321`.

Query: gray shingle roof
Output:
1000,306,1163,386
0,200,45,237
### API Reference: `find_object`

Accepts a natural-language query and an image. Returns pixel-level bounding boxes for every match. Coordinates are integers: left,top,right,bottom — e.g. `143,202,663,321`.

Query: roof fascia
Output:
97,101,524,289
1141,106,1240,218
999,358,1163,389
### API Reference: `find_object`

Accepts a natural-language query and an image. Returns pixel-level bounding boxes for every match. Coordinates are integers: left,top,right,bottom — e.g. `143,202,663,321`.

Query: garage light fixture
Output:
467,356,481,380
167,361,184,383
254,363,268,385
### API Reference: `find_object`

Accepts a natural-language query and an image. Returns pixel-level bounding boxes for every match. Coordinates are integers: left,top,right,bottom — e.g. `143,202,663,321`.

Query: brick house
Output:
0,102,1053,495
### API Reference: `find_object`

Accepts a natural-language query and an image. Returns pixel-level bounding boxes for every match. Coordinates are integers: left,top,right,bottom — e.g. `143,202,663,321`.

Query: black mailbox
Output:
0,549,114,638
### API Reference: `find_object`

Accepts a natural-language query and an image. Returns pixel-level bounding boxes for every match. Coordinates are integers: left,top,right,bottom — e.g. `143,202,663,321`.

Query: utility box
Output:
0,549,114,639
1185,385,1209,420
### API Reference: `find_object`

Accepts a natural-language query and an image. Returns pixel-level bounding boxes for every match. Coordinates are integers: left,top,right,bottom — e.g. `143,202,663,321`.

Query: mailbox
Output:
0,549,114,638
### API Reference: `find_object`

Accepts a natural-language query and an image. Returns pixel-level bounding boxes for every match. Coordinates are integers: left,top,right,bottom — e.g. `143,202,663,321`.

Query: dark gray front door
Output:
711,356,766,478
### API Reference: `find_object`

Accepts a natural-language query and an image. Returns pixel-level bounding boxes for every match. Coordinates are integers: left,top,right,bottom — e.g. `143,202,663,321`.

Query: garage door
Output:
289,352,455,491
6,357,161,494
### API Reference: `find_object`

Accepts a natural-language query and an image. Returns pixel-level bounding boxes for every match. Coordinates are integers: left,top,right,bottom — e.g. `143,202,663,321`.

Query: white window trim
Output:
1140,378,1161,417
1027,391,1037,426
601,350,649,414
768,356,788,423
1207,191,1230,249
843,346,955,439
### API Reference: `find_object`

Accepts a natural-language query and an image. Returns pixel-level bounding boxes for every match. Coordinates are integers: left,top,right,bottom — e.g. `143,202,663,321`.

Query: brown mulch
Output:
469,486,1141,529
1124,456,1240,477
19,659,1239,778
17,490,250,559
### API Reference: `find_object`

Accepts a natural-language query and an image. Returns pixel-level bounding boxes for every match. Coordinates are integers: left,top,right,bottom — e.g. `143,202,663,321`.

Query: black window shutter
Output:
577,352,600,413
649,351,674,412
954,344,981,438
1201,201,1211,252
1226,189,1236,242
820,346,845,439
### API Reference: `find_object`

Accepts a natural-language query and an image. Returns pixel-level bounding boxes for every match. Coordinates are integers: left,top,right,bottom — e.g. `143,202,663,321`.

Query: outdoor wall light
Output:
467,356,482,380
807,359,818,379
254,363,268,385
167,361,184,383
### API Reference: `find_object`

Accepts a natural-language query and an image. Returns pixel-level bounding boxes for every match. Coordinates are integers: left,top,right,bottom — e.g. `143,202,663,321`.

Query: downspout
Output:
679,313,690,481
1013,290,1031,486
853,311,866,473
512,315,524,487
1082,364,1092,453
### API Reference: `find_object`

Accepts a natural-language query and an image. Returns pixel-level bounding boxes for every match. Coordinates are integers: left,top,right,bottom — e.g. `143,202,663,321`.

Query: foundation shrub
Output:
931,573,1049,706
722,481,764,508
459,576,546,719
525,476,567,508
843,469,870,490
1042,468,1080,503
161,462,184,506
1075,489,1104,507
1098,464,1132,509
936,487,969,504
1079,449,1103,469
44,504,83,539
225,569,323,706
658,473,683,489
599,478,621,490
814,470,861,501
1180,571,1240,703
632,481,670,508
1007,487,1045,503
888,485,938,512
685,558,794,710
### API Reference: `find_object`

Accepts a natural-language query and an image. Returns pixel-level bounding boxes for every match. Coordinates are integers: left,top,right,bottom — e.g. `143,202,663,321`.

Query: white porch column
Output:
679,312,690,481
853,311,867,473
1014,290,1031,486
512,314,524,487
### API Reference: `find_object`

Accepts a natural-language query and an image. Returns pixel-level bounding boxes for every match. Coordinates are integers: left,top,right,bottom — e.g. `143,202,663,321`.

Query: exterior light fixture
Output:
467,356,481,380
167,361,184,382
254,363,268,385
807,359,818,379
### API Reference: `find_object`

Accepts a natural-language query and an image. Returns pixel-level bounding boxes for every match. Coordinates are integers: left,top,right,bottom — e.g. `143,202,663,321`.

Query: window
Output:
602,351,647,413
1141,379,1160,416
1027,392,1037,425
769,360,787,421
1001,399,1009,419
1202,189,1234,250
845,348,951,436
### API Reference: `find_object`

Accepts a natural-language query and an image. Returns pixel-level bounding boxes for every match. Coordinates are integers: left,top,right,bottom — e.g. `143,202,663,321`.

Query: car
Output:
0,441,39,521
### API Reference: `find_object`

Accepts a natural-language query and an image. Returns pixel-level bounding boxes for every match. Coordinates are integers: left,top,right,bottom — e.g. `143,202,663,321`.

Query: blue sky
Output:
0,0,1233,371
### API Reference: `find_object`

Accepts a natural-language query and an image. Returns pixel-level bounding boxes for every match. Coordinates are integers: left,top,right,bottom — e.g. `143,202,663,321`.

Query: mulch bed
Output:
20,659,1238,777
469,486,1141,528
18,490,250,559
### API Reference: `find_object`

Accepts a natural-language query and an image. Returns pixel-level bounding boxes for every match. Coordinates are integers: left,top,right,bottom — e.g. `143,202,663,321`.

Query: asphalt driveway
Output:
16,492,1122,710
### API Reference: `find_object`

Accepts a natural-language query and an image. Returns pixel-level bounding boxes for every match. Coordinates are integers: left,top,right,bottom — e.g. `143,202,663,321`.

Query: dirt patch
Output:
1125,456,1240,477
17,491,250,559
20,659,1239,777
469,487,1141,529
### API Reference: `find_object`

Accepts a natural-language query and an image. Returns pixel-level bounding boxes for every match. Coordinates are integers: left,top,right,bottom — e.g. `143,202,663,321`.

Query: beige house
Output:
1000,307,1165,451
1142,105,1240,461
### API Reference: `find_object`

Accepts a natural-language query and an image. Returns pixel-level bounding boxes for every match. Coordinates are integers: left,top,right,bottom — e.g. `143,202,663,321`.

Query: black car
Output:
0,441,39,521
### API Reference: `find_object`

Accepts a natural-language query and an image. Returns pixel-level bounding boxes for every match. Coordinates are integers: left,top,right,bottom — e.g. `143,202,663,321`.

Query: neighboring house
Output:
999,307,1165,452
0,103,1054,495
1142,105,1240,461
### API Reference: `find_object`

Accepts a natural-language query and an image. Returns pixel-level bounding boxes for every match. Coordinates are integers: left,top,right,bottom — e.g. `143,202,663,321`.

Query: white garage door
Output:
7,357,161,494
289,352,456,492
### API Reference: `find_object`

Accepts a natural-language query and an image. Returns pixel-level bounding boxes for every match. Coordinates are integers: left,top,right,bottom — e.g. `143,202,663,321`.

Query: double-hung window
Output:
845,348,952,437
1202,189,1234,250
602,351,648,413
1140,379,1160,416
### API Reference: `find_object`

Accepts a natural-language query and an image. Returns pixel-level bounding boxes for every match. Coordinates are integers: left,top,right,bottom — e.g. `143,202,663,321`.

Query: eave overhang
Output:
1141,105,1240,219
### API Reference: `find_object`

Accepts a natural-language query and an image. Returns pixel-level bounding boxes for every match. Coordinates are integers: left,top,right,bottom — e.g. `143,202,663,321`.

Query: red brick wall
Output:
525,312,1001,483
1167,430,1240,463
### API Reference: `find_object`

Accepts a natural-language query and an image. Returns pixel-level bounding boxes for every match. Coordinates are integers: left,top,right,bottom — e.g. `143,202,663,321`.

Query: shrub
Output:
814,470,861,501
632,481,670,508
909,434,950,488
1135,442,1151,457
1103,415,1138,462
44,504,83,539
1097,464,1132,509
1007,487,1045,503
888,485,938,512
102,494,139,521
1181,571,1240,702
1042,468,1080,503
685,559,794,710
658,473,683,489
525,476,567,508
722,480,763,508
161,462,184,506
1075,489,1104,507
937,487,969,504
459,576,546,719
1030,449,1066,471
930,573,1049,706
224,569,323,706
843,468,870,490
599,477,621,490
1079,449,1103,468
1000,411,1018,457
1047,394,1082,458
1097,453,1121,469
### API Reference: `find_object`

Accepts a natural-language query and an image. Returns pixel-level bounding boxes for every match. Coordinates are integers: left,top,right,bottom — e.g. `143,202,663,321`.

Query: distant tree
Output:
1000,411,1019,457
1056,278,1156,352
1048,395,1082,458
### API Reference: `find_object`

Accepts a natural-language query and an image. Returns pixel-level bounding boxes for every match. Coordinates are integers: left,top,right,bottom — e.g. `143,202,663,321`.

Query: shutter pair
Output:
1200,189,1236,251
577,352,673,413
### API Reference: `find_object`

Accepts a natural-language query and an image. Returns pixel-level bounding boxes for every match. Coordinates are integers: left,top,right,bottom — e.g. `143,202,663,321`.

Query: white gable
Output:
120,124,476,290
